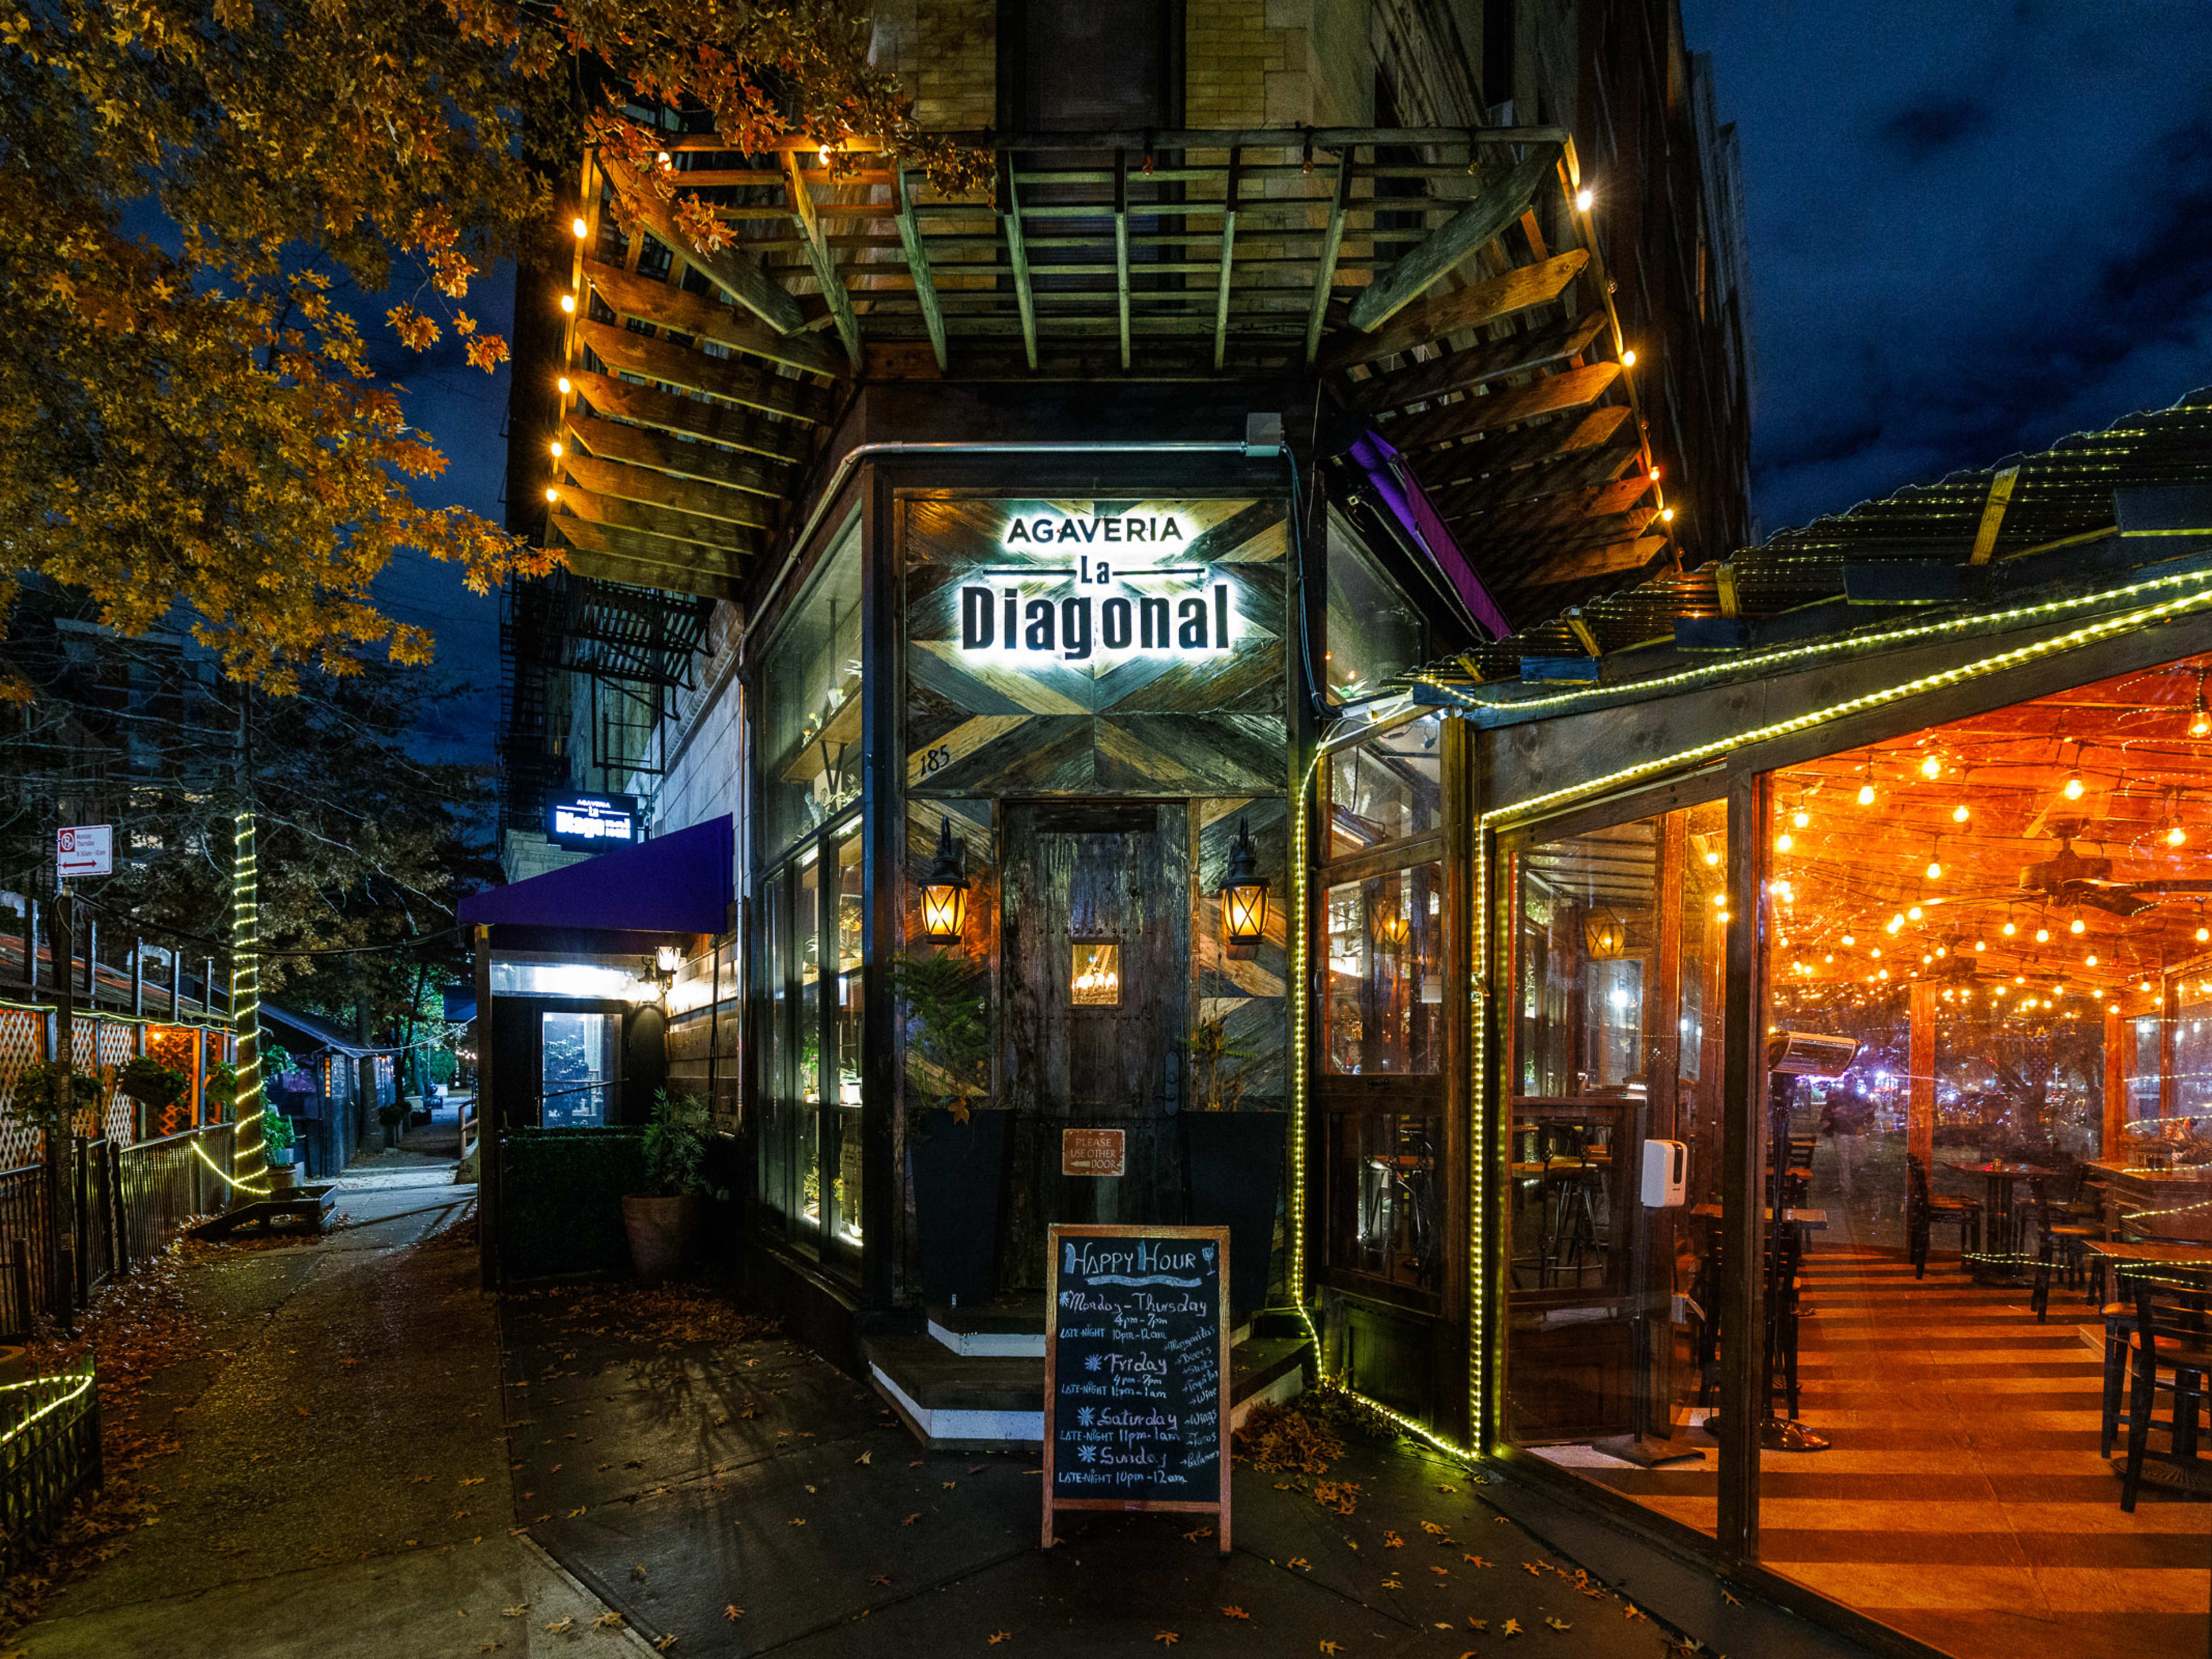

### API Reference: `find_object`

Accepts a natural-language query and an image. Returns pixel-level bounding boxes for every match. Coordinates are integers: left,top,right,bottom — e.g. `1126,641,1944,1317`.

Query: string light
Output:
2036,926,2050,943
1974,938,1986,950
1842,934,1856,945
1621,348,1638,366
2169,823,2188,847
1777,831,1794,851
1921,755,1942,779
1926,858,1943,880
2063,772,2086,800
2002,919,2017,936
2070,916,2086,935
559,293,577,313
557,376,573,395
1575,187,1594,211
1792,808,1810,828
1858,781,1877,806
1952,804,1970,823
1907,906,1923,921
544,486,558,502
549,440,563,459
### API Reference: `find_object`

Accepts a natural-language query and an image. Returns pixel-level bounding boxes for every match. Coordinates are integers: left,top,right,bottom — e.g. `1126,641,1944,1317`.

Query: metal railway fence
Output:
0,1354,101,1574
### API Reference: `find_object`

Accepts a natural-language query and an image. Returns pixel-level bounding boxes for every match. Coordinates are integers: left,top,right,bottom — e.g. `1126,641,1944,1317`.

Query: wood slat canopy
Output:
534,123,1659,601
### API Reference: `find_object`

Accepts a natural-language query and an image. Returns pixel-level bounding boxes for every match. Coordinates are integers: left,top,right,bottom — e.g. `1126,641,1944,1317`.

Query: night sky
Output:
384,4,2212,760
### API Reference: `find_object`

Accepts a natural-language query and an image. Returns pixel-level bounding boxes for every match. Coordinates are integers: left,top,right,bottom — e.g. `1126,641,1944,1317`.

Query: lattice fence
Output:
0,1007,42,1169
97,1022,138,1145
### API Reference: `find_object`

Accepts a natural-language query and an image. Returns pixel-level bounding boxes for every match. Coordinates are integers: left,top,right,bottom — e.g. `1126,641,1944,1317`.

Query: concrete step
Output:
865,1326,1313,1452
926,1298,1256,1358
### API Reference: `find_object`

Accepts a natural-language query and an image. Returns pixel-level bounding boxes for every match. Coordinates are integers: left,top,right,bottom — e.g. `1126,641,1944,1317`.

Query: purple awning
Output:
1349,429,1511,641
459,816,733,935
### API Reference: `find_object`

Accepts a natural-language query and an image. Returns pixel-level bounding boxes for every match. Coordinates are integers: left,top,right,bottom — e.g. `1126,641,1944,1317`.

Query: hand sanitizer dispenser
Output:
1641,1139,1687,1207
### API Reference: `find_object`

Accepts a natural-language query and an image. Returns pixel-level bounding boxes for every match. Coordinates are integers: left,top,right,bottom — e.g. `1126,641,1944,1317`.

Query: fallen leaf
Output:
566,1507,586,1518
501,1606,528,1618
476,1644,501,1654
592,1611,623,1629
1464,1555,1490,1567
1320,1644,1343,1656
655,1638,679,1653
1152,1635,1179,1647
1624,1604,1647,1622
724,1605,743,1621
1380,1576,1402,1590
1721,1590,1742,1607
1421,1521,1448,1535
1383,1531,1404,1548
1221,1606,1249,1620
988,1634,1012,1646
855,1450,873,1464
1287,1556,1311,1571
1467,1619,1488,1631
631,1565,648,1581
790,1518,808,1527
461,1477,486,1486
1522,1562,1544,1576
543,1619,575,1635
1544,1618,1571,1632
903,1513,922,1525
1429,1565,1449,1576
1182,1526,1213,1543
1502,1618,1523,1636
1435,1484,1456,1494
872,1574,892,1585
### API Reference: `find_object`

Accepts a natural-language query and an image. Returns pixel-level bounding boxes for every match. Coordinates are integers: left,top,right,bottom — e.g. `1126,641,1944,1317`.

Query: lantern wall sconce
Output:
921,816,969,942
653,944,682,988
1221,817,1269,956
1584,907,1628,959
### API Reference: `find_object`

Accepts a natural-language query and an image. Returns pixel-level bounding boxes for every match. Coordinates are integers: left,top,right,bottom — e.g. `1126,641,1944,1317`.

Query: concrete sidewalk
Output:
14,1169,647,1659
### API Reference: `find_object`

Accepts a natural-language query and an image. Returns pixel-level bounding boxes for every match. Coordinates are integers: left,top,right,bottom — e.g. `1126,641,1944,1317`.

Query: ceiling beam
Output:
599,151,809,338
1350,308,1607,415
575,319,831,425
566,370,810,466
892,168,950,373
1510,532,1669,590
782,151,864,372
547,481,762,557
1213,148,1240,372
1377,360,1621,453
559,452,777,531
1322,249,1586,374
1430,434,1641,518
563,412,785,498
1346,143,1560,333
1449,474,1656,543
1113,149,1132,372
1000,164,1040,371
583,260,843,380
551,518,743,601
1302,151,1354,369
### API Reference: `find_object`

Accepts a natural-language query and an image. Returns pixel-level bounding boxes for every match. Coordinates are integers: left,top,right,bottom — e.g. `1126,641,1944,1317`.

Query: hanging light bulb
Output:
2070,915,2086,935
1974,938,1986,951
2169,823,2188,847
1777,832,1794,852
1926,859,1944,880
2063,772,2086,801
2002,919,2017,937
1793,808,1811,829
559,293,577,313
1887,914,1905,933
2194,705,2211,739
557,376,573,395
1622,347,1638,366
2036,926,2051,943
1575,186,1594,211
1841,934,1856,946
1858,782,1877,806
549,440,563,458
1952,804,1970,823
1921,755,1942,779
1705,850,1721,866
1907,906,1923,921
2086,954,2100,967
570,215,589,239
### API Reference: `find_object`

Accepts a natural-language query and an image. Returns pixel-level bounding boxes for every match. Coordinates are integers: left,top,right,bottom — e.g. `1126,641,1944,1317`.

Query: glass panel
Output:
539,1012,615,1128
1323,862,1444,1074
1324,513,1423,703
759,869,794,1229
794,846,823,1245
1327,715,1443,857
760,525,863,861
825,825,865,1262
1328,1111,1442,1293
1071,942,1122,1005
1755,650,2212,1659
1506,806,1725,1539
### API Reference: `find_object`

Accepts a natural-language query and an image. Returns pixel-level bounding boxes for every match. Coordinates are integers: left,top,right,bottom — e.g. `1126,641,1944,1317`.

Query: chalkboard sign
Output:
1042,1224,1230,1551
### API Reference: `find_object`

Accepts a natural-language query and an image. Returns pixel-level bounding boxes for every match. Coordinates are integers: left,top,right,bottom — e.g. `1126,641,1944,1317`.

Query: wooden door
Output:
1000,801,1190,1289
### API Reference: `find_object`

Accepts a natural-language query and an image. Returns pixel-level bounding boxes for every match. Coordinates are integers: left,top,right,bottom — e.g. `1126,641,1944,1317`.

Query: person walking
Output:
1822,1088,1876,1206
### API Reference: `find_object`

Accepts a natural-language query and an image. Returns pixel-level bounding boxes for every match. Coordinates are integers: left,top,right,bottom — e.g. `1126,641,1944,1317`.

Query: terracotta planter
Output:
622,1193,704,1286
268,1163,299,1194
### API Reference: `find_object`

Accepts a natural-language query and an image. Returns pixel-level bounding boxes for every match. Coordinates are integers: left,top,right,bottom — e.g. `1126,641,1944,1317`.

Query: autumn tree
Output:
0,0,979,690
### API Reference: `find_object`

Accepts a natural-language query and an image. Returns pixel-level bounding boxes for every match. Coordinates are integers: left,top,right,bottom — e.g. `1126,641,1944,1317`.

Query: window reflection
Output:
1324,862,1444,1075
1327,716,1442,857
1328,1113,1441,1290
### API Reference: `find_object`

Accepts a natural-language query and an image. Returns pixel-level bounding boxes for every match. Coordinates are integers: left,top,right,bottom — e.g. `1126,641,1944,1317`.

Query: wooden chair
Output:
2119,1263,2212,1511
2028,1177,2103,1321
1906,1154,1980,1277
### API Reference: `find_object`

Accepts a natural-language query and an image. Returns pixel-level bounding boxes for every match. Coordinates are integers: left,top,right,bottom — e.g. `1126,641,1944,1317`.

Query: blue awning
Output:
459,816,733,936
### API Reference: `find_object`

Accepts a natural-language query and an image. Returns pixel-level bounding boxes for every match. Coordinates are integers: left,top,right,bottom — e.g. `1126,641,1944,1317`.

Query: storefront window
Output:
540,1011,615,1127
760,524,862,861
1325,715,1442,857
1505,801,1726,1536
825,825,865,1259
1323,862,1444,1075
1324,514,1423,703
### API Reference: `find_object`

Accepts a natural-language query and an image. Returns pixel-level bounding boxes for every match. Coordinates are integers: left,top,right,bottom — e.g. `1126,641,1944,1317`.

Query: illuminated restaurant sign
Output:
546,791,638,849
959,512,1232,662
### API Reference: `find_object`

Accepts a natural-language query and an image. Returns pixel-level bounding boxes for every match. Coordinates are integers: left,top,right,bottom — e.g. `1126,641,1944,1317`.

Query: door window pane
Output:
1324,863,1445,1075
1328,1112,1442,1291
1324,513,1425,703
1327,715,1442,857
826,825,865,1257
540,1012,615,1128
760,525,862,861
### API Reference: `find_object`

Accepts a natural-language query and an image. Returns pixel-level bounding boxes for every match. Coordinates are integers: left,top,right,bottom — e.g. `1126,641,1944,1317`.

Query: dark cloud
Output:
1682,0,2212,536
1881,94,1984,154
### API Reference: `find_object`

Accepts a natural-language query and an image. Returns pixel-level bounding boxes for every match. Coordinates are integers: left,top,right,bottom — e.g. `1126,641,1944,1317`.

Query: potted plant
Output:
622,1089,725,1285
893,952,1003,1306
116,1056,190,1140
263,1106,300,1191
1181,1014,1287,1323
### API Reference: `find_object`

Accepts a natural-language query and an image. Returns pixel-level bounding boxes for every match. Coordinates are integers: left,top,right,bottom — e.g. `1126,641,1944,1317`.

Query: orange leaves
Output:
1219,1607,1248,1620
385,303,439,353
671,191,730,256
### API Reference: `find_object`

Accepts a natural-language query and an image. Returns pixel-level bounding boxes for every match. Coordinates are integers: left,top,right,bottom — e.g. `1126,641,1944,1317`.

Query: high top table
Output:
1954,1160,2056,1256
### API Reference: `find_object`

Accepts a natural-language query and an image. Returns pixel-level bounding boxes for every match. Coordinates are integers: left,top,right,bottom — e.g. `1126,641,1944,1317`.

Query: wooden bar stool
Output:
2028,1177,2103,1321
2119,1263,2212,1510
1906,1154,1980,1277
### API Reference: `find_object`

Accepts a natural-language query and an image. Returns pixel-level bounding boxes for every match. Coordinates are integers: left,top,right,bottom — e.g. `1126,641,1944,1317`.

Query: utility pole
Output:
47,881,75,1330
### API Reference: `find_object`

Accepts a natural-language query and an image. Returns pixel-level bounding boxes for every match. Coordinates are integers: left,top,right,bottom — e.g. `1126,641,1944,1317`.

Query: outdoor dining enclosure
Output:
1474,645,2212,1659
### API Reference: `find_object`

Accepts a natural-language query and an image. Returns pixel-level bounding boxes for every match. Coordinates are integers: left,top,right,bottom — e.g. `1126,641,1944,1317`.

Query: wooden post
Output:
130,937,143,1017
1907,981,1937,1172
84,915,97,1005
49,890,76,1333
2104,1003,2133,1160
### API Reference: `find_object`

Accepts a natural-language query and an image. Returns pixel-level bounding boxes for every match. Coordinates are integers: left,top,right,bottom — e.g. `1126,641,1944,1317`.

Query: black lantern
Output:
921,816,968,942
1221,817,1268,950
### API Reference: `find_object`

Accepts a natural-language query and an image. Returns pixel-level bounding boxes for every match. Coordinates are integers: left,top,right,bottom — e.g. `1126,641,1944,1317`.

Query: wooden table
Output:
1955,1161,2056,1255
1691,1205,1828,1229
2088,1160,2212,1244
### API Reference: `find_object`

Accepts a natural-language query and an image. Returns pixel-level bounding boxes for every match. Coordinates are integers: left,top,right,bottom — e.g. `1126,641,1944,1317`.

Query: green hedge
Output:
500,1127,647,1281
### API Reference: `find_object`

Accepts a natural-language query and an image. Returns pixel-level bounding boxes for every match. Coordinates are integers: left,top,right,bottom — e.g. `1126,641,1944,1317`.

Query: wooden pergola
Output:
536,126,1663,604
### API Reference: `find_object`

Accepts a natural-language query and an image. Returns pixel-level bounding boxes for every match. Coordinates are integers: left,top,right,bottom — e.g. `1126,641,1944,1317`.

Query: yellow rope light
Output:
0,1363,94,1450
194,1135,270,1196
